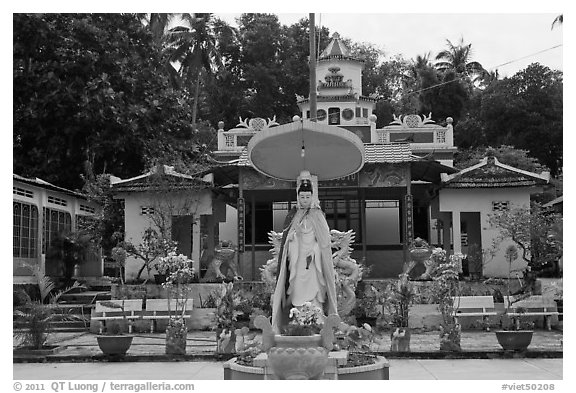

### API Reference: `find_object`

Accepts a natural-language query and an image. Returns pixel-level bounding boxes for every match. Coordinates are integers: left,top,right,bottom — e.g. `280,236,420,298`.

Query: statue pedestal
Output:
223,351,390,380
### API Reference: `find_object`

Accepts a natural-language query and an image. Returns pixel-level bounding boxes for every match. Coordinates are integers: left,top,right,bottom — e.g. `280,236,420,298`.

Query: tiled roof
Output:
441,157,550,188
112,165,211,192
237,142,414,166
13,174,87,199
364,143,413,163
319,33,351,58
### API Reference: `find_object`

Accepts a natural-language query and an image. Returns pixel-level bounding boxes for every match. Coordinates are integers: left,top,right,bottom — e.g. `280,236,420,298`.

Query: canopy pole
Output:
309,13,317,122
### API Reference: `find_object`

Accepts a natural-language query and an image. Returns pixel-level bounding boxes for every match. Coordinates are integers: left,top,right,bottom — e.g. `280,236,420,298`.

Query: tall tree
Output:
163,13,227,130
478,63,562,176
237,13,285,120
13,13,197,190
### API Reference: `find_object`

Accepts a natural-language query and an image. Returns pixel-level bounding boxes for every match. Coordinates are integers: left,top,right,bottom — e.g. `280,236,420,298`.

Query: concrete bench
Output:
452,296,497,331
143,299,194,333
92,299,143,334
504,295,559,330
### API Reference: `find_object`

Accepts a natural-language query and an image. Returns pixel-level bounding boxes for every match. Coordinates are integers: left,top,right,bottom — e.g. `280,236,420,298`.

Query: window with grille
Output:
224,134,235,147
141,206,155,215
42,207,72,254
79,204,95,214
13,187,34,198
13,202,39,258
377,131,389,144
48,195,67,207
436,130,446,143
492,201,510,211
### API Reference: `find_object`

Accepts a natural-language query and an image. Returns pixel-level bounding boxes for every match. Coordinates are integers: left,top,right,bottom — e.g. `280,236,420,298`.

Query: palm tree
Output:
164,13,226,131
474,69,499,89
435,38,485,77
435,38,487,92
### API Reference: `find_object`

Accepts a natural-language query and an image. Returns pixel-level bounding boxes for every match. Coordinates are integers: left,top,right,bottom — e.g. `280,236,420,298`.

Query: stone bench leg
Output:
545,316,552,331
482,316,490,331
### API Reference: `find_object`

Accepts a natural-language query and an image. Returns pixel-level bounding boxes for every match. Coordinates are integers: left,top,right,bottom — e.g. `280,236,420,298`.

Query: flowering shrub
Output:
336,322,383,352
160,253,195,322
121,228,178,282
431,257,462,351
284,302,324,336
383,274,414,328
430,247,447,266
213,282,241,329
352,284,385,319
157,252,196,286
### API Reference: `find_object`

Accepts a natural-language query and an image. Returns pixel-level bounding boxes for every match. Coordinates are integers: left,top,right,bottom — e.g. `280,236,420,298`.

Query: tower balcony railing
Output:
217,131,256,151
318,81,349,89
375,129,454,147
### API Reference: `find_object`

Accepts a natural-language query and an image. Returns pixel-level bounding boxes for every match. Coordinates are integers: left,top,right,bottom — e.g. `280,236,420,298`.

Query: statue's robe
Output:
271,207,338,333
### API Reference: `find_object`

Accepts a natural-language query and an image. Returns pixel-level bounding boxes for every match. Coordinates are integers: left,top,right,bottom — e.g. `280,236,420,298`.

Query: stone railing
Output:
375,128,453,147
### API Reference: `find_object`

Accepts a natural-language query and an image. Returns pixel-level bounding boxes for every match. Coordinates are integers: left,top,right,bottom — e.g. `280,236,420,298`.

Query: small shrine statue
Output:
201,240,242,282
403,237,434,280
271,170,339,334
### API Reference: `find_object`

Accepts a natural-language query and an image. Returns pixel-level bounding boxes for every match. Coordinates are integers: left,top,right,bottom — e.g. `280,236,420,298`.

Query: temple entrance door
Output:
460,212,482,277
171,215,194,259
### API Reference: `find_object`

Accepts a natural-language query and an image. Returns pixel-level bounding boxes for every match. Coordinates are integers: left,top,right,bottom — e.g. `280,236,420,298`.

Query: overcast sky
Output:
216,12,563,78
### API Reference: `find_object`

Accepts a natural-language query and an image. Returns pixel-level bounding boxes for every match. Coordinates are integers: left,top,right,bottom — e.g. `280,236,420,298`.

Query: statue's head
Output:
296,170,320,209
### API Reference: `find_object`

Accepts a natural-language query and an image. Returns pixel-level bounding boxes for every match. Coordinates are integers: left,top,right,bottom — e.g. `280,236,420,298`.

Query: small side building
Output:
111,164,228,281
436,154,550,277
13,174,101,284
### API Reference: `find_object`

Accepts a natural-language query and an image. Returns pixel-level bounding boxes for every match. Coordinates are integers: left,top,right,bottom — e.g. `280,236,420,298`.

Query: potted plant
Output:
494,245,535,351
213,282,241,353
384,273,415,352
95,299,135,356
431,251,463,352
160,252,195,355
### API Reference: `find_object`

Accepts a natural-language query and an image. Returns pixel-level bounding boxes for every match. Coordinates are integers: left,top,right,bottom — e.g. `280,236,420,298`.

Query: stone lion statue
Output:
403,237,434,280
201,240,243,282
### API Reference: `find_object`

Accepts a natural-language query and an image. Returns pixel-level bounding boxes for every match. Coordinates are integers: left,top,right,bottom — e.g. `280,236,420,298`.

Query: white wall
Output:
438,187,538,278
219,204,238,245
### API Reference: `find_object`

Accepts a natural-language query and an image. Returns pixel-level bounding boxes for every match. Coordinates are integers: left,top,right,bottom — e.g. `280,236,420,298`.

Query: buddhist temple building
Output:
205,33,549,280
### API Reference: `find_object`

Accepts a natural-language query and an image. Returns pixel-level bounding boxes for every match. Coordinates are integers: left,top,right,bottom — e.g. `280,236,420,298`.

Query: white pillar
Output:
453,210,462,255
192,217,201,274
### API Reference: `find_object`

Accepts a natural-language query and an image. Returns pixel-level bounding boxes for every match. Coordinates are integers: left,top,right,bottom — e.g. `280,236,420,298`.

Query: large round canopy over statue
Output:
247,117,365,181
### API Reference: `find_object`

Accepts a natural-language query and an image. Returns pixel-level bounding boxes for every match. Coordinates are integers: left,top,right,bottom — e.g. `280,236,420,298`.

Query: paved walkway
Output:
21,329,563,358
13,358,563,380
13,330,564,381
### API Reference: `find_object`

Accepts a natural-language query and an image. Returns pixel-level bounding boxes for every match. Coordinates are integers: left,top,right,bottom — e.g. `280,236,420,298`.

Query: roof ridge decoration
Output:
235,116,280,132
390,113,436,128
441,155,550,188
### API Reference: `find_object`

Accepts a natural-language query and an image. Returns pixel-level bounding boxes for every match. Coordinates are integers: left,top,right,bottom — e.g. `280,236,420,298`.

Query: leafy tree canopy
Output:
13,13,200,190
